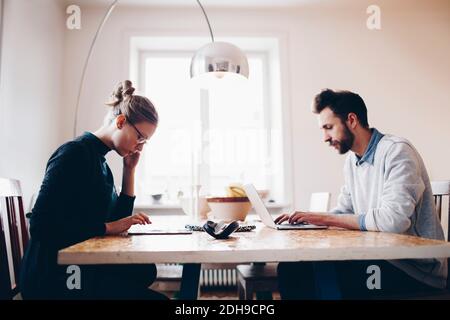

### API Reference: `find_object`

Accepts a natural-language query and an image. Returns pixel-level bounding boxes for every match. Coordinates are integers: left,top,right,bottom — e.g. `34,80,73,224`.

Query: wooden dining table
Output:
58,215,450,299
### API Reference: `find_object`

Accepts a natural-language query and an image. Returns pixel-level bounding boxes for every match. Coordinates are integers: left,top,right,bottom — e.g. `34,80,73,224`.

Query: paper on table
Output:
127,224,193,235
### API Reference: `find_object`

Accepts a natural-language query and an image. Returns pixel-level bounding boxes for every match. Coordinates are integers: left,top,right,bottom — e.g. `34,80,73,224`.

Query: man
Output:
275,89,447,299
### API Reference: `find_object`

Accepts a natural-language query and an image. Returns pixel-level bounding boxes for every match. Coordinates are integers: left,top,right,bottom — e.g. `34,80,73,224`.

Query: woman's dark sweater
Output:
20,132,135,298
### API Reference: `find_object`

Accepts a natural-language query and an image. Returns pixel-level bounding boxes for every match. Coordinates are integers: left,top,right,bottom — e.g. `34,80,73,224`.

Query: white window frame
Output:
125,34,294,210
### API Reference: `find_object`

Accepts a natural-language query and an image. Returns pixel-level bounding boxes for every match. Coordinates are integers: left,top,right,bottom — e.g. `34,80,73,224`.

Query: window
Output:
131,37,285,204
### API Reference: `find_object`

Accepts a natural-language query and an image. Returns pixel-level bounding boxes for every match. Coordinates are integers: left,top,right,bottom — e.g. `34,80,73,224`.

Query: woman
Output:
20,80,166,299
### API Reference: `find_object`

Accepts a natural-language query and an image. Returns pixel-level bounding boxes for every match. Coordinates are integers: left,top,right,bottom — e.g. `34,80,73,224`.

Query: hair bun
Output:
105,80,135,107
122,80,135,96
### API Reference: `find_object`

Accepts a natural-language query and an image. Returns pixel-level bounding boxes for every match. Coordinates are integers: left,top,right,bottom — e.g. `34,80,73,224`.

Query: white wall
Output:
289,0,450,209
0,0,65,208
61,0,450,210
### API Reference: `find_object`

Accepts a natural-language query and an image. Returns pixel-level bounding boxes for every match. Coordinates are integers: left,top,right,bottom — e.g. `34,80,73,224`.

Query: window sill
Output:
134,202,290,210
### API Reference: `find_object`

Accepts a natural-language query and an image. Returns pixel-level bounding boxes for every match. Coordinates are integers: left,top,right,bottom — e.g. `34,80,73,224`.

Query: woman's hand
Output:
105,212,151,235
123,150,141,170
121,151,140,197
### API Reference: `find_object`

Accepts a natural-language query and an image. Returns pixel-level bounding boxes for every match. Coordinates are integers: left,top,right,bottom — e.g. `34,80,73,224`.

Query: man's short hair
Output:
312,89,369,128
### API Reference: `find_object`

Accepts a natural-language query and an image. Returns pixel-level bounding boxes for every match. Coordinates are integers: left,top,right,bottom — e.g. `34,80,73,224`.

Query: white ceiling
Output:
67,0,324,8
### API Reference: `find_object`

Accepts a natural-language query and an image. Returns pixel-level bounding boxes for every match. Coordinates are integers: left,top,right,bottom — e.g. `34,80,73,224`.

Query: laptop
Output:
243,184,328,230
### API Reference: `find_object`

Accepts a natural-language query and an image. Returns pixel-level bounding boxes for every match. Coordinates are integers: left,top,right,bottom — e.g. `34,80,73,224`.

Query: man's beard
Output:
329,123,354,154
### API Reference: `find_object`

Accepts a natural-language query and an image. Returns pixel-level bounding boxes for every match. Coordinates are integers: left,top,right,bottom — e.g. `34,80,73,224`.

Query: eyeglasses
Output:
125,116,149,144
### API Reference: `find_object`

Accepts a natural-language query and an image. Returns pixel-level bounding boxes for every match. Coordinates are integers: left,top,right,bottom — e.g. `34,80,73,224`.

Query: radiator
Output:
200,268,237,288
157,264,237,289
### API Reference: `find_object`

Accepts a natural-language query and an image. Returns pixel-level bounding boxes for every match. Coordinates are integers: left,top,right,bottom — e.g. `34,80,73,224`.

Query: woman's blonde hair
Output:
105,80,158,125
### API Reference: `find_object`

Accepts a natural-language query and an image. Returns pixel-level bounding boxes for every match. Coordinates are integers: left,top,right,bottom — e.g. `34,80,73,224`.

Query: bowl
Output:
206,197,252,222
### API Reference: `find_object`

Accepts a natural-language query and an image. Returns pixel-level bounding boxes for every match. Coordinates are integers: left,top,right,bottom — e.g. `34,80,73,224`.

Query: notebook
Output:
127,224,193,235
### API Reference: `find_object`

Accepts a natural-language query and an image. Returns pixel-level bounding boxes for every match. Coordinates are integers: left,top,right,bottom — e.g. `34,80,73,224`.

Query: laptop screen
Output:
243,184,276,228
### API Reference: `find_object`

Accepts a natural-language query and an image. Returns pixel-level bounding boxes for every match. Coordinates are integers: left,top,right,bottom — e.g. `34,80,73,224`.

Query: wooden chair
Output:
431,181,450,241
309,192,331,212
237,263,278,300
431,180,450,290
381,180,450,300
0,209,13,299
236,192,331,300
0,178,29,299
150,264,184,298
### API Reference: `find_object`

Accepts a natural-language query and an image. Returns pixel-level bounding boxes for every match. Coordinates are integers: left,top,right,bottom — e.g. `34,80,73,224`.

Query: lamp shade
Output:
190,41,249,80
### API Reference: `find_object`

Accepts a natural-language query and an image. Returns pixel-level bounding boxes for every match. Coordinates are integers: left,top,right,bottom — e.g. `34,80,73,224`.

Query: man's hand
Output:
274,211,330,226
105,212,151,235
274,211,361,230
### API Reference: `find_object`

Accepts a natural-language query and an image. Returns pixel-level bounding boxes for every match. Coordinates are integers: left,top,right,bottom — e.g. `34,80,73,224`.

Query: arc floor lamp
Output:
72,0,249,138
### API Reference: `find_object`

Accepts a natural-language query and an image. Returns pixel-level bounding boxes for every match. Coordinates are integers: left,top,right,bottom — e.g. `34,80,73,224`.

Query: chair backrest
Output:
0,210,13,299
309,192,331,212
430,180,450,290
0,178,29,299
431,180,450,241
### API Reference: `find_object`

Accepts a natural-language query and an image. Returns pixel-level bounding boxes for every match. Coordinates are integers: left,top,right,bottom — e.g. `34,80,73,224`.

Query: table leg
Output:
179,263,201,300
